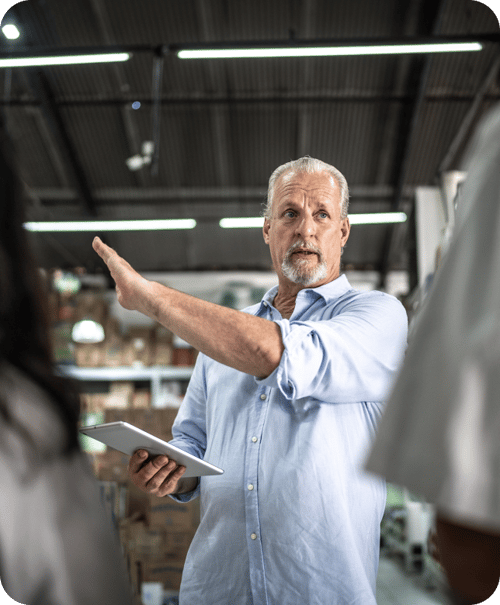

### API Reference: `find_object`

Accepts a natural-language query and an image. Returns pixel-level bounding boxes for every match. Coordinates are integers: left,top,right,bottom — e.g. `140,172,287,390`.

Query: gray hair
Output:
263,156,349,220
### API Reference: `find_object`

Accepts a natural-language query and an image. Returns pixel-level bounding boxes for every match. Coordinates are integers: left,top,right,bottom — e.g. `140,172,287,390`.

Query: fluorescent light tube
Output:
348,212,407,225
219,217,265,229
0,52,130,69
219,213,407,228
24,219,197,232
178,42,482,60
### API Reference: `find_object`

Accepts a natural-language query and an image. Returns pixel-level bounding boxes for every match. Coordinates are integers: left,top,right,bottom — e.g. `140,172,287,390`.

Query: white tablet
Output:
79,421,223,478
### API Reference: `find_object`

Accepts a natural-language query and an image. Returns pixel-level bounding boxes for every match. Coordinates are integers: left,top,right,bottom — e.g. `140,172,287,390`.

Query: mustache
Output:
285,240,324,262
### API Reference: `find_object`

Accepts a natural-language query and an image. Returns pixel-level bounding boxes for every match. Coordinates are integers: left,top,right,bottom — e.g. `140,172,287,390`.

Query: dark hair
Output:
0,131,80,456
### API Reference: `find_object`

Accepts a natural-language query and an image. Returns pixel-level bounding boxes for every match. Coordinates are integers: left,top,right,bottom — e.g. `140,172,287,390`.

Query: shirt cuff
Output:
169,479,200,503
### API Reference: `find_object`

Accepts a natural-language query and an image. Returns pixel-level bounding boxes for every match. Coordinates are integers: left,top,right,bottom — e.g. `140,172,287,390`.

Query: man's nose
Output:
295,213,316,237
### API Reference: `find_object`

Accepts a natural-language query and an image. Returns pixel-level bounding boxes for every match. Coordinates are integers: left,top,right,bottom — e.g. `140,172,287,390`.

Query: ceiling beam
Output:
1,92,493,108
88,0,147,187
30,184,413,202
196,0,231,186
438,54,500,173
9,3,98,217
27,70,98,216
378,0,449,288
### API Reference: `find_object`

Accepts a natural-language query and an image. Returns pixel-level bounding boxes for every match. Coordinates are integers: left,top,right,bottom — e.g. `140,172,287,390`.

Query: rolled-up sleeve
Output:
257,292,407,404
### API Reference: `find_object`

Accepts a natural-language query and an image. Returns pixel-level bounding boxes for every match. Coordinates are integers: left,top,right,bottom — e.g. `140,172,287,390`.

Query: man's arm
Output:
436,513,500,604
92,237,283,378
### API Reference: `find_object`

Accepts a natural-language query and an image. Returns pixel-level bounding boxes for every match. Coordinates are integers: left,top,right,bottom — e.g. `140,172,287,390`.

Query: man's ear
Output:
263,218,271,244
340,217,350,247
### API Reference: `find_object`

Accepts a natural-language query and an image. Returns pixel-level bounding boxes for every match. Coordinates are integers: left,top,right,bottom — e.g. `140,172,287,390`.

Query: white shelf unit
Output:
58,365,193,408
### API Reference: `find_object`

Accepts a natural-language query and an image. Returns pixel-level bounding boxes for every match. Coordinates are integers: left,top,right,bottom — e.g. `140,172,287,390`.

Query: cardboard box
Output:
161,528,195,560
121,328,154,367
94,450,130,483
103,392,130,409
80,393,108,415
104,408,138,425
172,347,196,367
104,382,134,408
125,484,149,520
74,343,105,367
73,292,108,325
147,498,198,531
102,339,124,367
124,522,166,556
135,409,175,436
153,342,173,366
132,391,151,409
141,560,184,590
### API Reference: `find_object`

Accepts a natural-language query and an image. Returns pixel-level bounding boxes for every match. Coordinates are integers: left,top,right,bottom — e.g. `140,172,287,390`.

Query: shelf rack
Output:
58,365,193,408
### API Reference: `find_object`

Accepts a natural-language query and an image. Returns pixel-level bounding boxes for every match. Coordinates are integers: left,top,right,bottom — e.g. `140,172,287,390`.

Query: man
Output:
93,156,408,604
366,106,500,604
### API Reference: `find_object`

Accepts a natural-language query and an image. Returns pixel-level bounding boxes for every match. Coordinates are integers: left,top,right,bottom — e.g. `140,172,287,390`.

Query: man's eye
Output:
284,211,296,218
318,212,329,219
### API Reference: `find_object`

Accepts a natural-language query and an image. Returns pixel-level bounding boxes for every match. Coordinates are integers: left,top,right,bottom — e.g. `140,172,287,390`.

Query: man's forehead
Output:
275,170,338,196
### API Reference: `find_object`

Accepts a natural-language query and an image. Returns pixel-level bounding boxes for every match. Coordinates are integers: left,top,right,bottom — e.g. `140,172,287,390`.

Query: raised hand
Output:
92,236,152,314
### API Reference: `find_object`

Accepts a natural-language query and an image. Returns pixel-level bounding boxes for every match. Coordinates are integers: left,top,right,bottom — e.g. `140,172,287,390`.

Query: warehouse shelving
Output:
58,365,193,408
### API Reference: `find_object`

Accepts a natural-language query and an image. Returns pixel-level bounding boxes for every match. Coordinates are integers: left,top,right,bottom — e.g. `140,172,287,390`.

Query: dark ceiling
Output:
2,0,499,289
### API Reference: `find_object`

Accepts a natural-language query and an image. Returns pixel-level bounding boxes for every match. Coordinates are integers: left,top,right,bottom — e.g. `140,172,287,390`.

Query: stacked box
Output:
147,497,199,531
74,343,106,367
132,391,151,408
94,450,131,482
73,291,108,325
107,382,135,408
153,327,174,366
121,328,155,367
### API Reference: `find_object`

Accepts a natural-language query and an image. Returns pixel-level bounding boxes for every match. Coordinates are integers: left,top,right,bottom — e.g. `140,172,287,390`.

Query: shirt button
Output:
251,436,258,443
251,533,257,540
248,484,254,491
260,394,266,400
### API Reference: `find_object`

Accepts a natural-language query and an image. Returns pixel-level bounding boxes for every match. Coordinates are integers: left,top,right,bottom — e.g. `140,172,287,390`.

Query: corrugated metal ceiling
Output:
0,0,498,289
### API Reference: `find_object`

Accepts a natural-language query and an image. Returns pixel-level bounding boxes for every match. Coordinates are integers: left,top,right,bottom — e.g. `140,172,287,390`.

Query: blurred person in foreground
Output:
366,104,500,604
93,156,408,605
0,135,133,605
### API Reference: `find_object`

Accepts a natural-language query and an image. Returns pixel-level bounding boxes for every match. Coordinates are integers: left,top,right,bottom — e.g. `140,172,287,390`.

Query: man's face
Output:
263,170,350,289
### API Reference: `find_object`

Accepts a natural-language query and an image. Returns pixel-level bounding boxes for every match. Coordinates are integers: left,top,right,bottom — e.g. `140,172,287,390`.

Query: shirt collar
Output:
259,274,352,312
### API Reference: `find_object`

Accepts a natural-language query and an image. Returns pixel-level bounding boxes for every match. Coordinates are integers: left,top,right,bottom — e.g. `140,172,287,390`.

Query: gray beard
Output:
281,241,328,286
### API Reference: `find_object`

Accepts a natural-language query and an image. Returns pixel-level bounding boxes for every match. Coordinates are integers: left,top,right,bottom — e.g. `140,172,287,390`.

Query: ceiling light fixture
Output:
220,217,265,229
0,52,130,69
2,24,20,40
24,219,197,232
178,42,482,60
126,141,155,171
71,320,105,344
348,212,407,225
220,213,407,229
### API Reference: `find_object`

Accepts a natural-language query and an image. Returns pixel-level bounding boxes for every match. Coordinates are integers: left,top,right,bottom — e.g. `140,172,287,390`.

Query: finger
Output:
128,449,149,474
157,465,187,497
131,455,172,488
145,459,180,491
92,236,115,263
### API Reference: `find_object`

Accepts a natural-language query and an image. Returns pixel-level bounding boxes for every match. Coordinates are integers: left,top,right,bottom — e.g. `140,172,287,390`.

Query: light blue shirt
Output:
170,274,407,605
